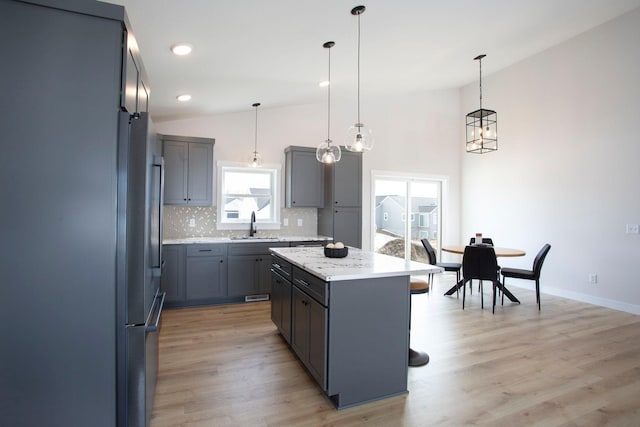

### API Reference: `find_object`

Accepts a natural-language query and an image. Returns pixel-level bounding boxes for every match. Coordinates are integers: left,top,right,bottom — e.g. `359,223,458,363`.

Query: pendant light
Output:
344,5,373,152
248,102,263,167
466,54,497,154
316,41,341,164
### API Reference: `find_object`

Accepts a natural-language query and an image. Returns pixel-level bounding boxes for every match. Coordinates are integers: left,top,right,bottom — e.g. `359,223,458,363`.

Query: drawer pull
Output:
199,249,212,252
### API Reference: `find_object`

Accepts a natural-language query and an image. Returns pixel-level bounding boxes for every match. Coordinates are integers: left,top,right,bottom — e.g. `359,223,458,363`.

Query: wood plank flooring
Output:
150,276,640,426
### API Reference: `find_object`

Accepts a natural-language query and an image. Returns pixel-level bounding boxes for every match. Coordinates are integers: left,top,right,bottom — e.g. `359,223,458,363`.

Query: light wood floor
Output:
150,276,640,426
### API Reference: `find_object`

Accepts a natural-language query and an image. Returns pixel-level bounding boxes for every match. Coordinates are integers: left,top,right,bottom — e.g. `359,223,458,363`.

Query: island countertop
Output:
270,246,442,282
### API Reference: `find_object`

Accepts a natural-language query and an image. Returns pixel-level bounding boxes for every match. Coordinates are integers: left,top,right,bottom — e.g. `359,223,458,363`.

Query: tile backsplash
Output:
163,206,318,239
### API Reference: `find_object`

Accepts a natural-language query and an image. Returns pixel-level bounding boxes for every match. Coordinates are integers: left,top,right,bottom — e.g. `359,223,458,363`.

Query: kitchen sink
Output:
230,236,279,241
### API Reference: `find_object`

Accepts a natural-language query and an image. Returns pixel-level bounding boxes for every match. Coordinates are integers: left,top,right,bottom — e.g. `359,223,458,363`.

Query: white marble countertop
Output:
271,247,443,282
164,235,331,245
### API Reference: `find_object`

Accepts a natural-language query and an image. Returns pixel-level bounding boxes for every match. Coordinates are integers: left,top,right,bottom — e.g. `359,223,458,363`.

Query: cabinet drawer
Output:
228,241,288,256
293,267,328,307
186,244,226,257
271,255,292,281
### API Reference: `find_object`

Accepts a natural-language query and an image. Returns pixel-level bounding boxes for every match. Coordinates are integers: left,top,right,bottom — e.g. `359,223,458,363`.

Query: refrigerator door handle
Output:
146,292,165,333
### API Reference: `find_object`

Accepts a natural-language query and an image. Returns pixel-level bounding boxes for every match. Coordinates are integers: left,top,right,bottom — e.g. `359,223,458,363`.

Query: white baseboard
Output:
506,281,640,315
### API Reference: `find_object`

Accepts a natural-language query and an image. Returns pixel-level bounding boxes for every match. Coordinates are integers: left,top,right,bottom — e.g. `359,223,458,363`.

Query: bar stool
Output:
409,278,429,367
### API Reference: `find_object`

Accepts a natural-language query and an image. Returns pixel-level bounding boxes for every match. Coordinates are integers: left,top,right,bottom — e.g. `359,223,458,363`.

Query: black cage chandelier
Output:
466,54,497,154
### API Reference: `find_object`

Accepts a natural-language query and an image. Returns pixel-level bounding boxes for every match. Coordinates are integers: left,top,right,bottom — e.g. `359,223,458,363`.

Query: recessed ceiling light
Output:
170,43,193,56
176,94,191,102
319,80,330,87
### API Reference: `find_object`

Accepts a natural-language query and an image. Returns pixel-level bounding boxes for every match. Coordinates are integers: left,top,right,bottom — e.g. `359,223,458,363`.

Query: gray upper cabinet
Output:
124,45,149,115
285,146,324,208
162,135,215,206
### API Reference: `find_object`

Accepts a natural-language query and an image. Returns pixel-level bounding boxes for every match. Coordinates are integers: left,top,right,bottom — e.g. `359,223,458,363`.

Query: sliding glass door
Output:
373,174,441,263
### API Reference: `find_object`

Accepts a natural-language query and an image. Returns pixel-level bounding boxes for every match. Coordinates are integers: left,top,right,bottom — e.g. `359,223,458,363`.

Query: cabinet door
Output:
334,207,362,248
227,255,259,296
163,141,188,204
307,297,327,390
186,256,226,299
333,152,361,207
271,271,283,329
186,142,213,205
161,245,184,303
124,49,138,114
286,149,323,207
258,256,273,293
291,286,309,361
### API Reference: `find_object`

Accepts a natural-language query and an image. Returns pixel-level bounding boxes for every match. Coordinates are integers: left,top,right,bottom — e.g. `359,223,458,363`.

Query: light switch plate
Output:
297,218,303,227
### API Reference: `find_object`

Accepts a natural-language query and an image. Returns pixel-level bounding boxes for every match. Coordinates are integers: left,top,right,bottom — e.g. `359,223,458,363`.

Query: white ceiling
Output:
104,0,640,122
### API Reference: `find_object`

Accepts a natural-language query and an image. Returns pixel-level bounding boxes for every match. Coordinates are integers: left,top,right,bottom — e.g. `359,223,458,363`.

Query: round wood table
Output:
442,245,525,257
441,244,526,301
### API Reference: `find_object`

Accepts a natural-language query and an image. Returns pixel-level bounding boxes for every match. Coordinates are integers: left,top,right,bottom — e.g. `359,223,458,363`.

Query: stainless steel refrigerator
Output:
117,111,165,427
0,1,164,426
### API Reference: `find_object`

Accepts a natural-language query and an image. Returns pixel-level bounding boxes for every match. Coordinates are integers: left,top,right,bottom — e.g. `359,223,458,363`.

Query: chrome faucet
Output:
249,211,256,237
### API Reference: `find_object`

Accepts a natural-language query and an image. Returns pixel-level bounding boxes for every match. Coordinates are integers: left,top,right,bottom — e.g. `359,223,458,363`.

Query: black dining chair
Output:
468,237,497,294
421,239,461,292
501,243,551,310
461,245,502,313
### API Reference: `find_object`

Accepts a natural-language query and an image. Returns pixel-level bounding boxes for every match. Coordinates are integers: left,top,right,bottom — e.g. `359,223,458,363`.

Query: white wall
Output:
460,8,640,313
156,89,462,253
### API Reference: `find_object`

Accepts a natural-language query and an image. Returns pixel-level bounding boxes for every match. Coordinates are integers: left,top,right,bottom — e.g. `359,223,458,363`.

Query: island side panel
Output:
327,275,410,408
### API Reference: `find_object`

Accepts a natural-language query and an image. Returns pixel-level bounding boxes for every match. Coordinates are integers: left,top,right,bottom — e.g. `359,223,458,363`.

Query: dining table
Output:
441,244,526,303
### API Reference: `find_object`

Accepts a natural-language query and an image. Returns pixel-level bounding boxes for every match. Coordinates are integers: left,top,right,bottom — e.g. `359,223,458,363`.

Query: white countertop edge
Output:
271,247,444,282
163,235,332,245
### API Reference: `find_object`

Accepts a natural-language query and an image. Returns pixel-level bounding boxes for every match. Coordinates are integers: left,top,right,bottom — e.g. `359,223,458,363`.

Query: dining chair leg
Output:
480,281,484,309
462,279,467,310
492,281,497,314
536,279,541,311
501,277,506,306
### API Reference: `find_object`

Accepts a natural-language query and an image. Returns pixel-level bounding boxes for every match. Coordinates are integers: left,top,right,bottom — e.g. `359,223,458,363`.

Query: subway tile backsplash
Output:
163,206,318,239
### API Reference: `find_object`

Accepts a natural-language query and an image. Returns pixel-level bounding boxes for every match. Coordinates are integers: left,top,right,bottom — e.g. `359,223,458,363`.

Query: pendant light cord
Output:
478,56,483,111
357,11,361,126
327,45,331,142
254,104,258,155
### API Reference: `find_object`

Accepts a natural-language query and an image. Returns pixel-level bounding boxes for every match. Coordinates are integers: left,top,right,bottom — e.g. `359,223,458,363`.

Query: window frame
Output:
216,161,281,230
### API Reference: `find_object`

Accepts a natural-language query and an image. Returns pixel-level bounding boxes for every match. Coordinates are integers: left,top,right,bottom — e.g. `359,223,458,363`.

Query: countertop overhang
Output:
271,247,443,282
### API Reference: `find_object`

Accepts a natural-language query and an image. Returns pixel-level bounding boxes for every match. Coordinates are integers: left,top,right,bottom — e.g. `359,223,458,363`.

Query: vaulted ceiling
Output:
104,0,640,122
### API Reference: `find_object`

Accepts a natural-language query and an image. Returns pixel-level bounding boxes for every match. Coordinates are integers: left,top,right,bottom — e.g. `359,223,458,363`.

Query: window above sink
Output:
216,161,281,231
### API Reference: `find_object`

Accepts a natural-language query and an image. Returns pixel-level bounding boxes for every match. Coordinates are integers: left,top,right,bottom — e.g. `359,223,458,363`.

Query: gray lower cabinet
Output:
185,244,227,300
291,280,327,390
161,244,185,304
228,242,288,297
271,269,292,343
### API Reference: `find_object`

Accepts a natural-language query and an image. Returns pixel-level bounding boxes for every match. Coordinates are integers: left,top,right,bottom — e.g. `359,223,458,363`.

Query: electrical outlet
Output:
283,218,289,226
297,218,303,227
189,218,196,227
626,224,639,234
588,274,597,284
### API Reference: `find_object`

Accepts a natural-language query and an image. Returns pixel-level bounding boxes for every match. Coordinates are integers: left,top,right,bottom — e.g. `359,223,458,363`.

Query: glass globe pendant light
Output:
345,5,373,153
248,102,263,167
316,41,341,164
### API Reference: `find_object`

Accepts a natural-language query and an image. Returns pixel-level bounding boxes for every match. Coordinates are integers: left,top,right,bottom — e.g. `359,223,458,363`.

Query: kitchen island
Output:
270,246,442,409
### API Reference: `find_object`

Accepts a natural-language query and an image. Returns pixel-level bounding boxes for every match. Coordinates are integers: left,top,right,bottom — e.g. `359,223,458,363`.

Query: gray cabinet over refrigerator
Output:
0,1,163,426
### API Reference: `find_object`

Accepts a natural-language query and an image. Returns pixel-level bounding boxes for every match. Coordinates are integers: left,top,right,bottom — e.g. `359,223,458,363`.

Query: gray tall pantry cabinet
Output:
0,1,157,426
318,151,363,248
